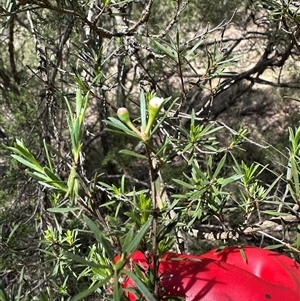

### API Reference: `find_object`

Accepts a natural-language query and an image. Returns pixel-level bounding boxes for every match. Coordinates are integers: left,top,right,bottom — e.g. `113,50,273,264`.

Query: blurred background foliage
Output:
0,0,300,300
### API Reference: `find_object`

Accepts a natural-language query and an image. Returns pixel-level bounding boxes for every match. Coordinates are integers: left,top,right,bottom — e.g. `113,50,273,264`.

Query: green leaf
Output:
264,244,284,250
105,128,142,140
132,263,145,282
39,292,49,301
213,154,226,178
296,225,300,249
154,40,177,61
105,117,133,132
123,228,135,251
217,174,243,186
172,178,196,189
64,252,110,270
65,96,74,123
290,158,300,196
125,216,152,254
124,212,141,225
43,167,63,182
0,288,8,301
140,90,147,129
119,149,147,159
11,154,42,173
27,171,48,181
6,224,20,244
27,171,67,192
70,274,112,301
123,270,156,301
37,181,64,191
47,207,80,213
113,271,122,301
43,139,53,172
104,117,141,139
10,139,39,162
76,89,83,117
185,38,204,60
83,215,114,261
16,267,24,299
201,125,223,136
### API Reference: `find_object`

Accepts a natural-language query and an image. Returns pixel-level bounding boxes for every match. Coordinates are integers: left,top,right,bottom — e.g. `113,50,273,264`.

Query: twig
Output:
127,0,155,34
145,144,160,298
150,0,190,39
216,120,269,149
194,214,300,253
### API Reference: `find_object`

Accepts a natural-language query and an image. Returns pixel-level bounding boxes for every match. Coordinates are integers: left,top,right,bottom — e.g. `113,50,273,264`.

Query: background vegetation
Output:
0,0,300,300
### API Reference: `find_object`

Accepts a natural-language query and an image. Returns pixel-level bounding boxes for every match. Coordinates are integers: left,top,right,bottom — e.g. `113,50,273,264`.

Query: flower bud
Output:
149,97,164,110
117,107,130,123
117,107,141,136
145,97,164,135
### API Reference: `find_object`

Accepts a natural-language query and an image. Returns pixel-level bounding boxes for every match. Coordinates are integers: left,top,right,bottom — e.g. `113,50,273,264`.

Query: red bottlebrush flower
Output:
116,246,300,301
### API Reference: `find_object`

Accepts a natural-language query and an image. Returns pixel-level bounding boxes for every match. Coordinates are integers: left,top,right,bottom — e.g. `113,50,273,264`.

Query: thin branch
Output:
127,0,155,34
49,14,74,84
248,76,300,88
8,14,20,84
150,0,190,39
194,214,300,252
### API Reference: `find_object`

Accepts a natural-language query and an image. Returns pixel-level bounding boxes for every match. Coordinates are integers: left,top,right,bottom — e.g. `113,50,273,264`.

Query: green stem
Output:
145,143,159,299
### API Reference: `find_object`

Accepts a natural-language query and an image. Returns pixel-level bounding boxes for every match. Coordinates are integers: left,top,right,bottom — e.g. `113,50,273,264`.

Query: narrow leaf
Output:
125,217,152,254
154,40,177,61
119,149,147,159
47,207,80,213
123,270,156,301
70,275,112,301
11,154,43,173
64,251,110,269
213,154,226,178
172,178,196,189
83,215,114,261
140,90,147,129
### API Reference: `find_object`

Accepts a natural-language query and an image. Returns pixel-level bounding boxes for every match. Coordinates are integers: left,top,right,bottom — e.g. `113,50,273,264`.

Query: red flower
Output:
116,246,300,301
